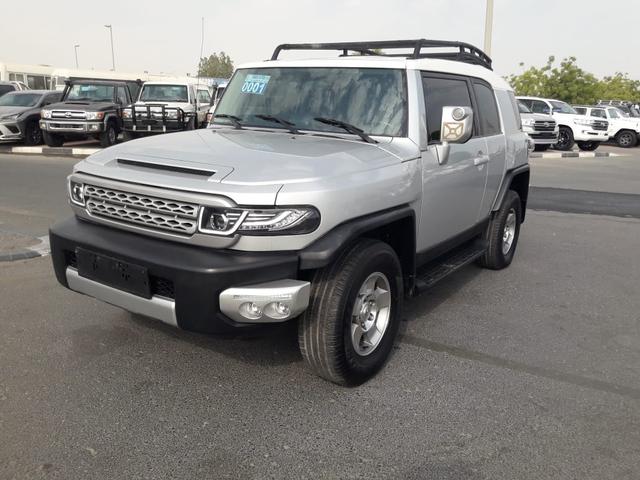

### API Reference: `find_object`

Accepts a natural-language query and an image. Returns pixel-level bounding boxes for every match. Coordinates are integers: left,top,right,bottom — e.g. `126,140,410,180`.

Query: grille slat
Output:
533,120,556,132
83,184,199,235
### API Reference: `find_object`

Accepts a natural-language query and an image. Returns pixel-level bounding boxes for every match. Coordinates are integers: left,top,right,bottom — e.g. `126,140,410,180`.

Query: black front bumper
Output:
50,217,299,333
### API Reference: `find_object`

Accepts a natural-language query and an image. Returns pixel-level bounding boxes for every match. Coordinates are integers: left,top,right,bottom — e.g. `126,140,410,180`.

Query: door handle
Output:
474,155,489,166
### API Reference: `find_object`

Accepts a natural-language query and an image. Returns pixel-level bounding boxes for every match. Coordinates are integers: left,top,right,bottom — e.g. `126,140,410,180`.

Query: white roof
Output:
237,56,512,91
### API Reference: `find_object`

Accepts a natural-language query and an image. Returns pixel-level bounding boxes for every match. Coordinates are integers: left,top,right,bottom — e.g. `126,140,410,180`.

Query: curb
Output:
0,235,51,263
530,151,614,159
8,146,101,157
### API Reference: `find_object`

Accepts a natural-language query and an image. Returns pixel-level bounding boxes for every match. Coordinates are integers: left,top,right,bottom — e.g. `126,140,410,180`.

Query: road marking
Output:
401,334,640,401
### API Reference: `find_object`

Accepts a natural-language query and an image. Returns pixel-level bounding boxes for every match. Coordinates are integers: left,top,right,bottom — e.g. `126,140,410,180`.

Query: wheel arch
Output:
299,205,416,292
492,165,530,222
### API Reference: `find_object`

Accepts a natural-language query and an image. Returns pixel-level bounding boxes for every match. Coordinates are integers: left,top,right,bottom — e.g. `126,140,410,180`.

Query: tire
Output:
42,130,64,147
99,121,117,148
533,144,549,152
576,141,600,151
553,126,574,151
298,239,403,386
186,116,196,131
616,130,637,148
478,190,522,270
23,120,43,146
123,131,139,141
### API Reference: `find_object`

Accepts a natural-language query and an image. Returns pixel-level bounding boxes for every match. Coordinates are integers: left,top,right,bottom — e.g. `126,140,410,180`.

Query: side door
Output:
418,73,489,253
471,80,506,217
115,86,129,127
196,89,211,125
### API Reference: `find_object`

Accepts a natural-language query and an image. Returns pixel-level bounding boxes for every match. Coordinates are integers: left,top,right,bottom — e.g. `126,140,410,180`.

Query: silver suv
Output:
50,40,529,385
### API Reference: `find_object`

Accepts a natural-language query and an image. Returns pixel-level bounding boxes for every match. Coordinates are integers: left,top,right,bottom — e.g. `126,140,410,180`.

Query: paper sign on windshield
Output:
241,74,270,95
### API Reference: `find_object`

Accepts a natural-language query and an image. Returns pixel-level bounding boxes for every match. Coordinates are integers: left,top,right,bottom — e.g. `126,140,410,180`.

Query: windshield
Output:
214,67,407,136
140,85,189,102
608,108,621,119
550,101,576,114
518,101,531,114
0,92,42,107
66,83,114,102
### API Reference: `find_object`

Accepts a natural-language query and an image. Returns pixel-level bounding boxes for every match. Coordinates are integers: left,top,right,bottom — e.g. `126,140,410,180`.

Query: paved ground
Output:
1,150,639,479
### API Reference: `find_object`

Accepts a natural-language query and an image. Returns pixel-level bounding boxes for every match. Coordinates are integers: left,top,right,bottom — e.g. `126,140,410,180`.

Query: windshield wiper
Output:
213,113,243,129
313,117,377,144
254,114,300,134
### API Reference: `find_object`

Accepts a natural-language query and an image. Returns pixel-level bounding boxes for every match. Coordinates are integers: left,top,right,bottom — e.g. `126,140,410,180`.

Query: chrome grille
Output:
84,184,199,235
533,120,556,132
52,110,87,119
592,120,608,131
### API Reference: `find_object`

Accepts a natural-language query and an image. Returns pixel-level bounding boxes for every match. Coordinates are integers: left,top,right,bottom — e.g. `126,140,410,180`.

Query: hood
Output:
0,106,31,118
47,101,115,112
84,128,413,186
521,112,555,122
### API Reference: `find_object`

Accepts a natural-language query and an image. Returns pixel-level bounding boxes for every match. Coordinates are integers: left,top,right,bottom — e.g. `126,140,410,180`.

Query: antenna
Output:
196,17,205,88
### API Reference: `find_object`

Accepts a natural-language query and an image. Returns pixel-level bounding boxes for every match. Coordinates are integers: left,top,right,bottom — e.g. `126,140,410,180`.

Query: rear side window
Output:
472,82,501,136
422,75,472,142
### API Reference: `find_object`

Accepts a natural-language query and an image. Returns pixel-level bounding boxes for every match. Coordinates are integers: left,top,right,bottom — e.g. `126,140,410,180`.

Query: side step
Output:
413,240,487,294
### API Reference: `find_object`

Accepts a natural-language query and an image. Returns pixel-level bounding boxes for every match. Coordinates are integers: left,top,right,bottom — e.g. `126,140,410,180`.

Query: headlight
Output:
86,112,105,120
165,109,179,120
122,108,132,119
68,179,85,206
41,109,52,119
198,207,320,236
574,118,593,126
521,118,535,127
1,113,20,121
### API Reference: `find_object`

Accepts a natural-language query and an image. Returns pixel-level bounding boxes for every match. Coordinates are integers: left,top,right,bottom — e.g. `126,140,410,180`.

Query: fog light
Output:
264,301,291,320
239,302,262,320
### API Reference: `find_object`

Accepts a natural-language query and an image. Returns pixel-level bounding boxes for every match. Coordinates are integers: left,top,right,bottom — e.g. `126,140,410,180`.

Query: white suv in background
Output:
518,96,609,151
574,105,640,148
517,101,558,151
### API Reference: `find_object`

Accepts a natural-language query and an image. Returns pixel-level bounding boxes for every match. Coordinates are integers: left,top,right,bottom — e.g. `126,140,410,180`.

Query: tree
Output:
508,56,600,104
597,73,640,102
197,52,234,78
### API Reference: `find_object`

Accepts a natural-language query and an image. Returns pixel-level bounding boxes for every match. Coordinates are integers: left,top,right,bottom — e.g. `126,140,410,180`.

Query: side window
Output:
574,107,587,115
531,100,551,115
508,92,522,130
422,75,473,142
197,89,211,104
116,86,128,105
472,82,501,136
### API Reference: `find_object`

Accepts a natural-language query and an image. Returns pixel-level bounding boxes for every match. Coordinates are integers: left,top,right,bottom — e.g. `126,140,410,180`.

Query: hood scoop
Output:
117,158,216,177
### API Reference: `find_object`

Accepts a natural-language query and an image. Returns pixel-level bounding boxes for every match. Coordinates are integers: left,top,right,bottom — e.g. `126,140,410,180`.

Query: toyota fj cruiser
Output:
518,96,609,151
122,82,210,139
50,40,530,385
40,78,135,148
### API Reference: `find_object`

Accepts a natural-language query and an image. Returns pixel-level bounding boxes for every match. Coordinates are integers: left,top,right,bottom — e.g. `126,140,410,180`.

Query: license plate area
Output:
76,248,151,298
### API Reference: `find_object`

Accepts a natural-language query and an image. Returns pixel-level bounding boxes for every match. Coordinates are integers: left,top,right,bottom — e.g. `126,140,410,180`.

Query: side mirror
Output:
436,106,474,165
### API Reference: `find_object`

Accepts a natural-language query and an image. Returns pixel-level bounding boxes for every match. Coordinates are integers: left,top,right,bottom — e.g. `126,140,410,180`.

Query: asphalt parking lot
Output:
1,147,639,479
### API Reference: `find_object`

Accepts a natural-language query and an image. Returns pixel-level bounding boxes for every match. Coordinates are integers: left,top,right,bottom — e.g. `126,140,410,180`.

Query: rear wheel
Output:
478,190,522,270
42,131,64,147
577,141,600,151
554,127,574,151
616,130,637,148
24,120,43,146
99,121,117,148
298,239,402,386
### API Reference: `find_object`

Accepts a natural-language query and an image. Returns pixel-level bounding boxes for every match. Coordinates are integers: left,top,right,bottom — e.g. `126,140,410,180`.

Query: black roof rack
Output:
270,39,492,70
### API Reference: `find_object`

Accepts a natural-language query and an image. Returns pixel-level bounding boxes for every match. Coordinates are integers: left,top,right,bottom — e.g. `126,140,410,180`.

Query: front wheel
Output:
24,120,43,146
577,141,600,151
298,239,403,386
534,144,549,152
616,130,637,148
99,121,118,148
554,127,574,151
478,190,522,270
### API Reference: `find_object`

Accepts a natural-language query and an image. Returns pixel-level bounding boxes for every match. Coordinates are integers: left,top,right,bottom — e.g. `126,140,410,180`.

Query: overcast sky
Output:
3,0,639,79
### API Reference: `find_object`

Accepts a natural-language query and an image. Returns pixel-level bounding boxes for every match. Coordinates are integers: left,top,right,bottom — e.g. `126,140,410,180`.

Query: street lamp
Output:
104,24,115,71
483,0,494,56
74,44,80,69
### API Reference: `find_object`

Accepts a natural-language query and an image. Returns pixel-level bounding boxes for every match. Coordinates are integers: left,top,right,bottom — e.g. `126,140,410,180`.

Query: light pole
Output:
104,24,115,71
74,44,80,69
483,0,494,56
